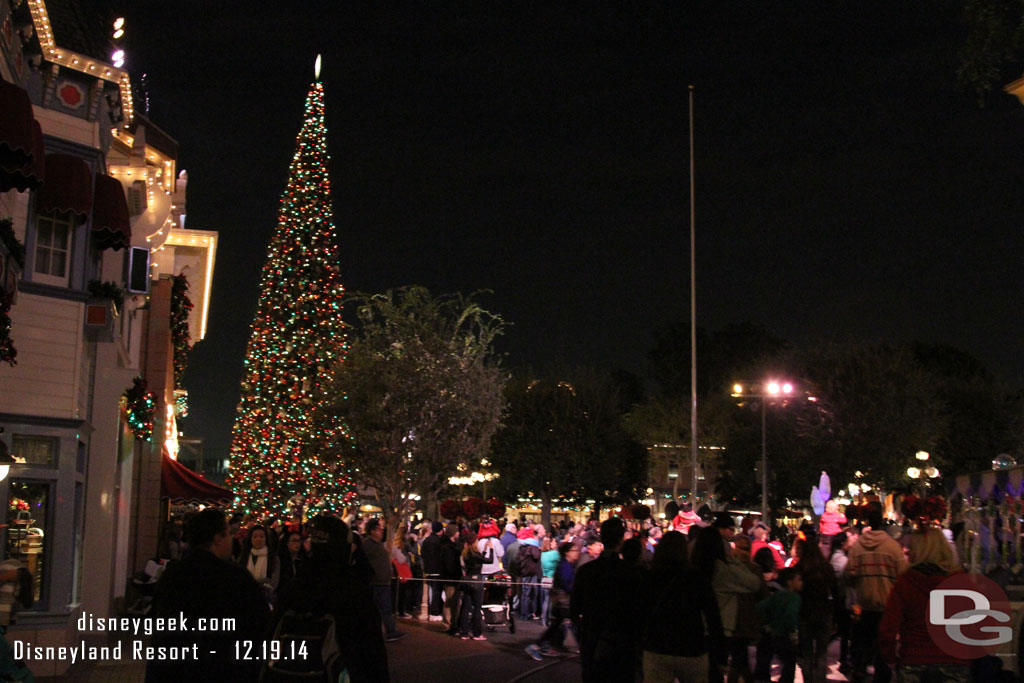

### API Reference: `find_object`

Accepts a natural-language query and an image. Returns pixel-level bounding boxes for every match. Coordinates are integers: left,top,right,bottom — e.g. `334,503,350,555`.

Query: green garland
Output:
123,377,155,441
170,274,194,389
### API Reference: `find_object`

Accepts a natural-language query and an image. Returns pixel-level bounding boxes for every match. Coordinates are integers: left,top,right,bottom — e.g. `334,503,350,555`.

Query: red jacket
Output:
819,511,847,536
878,566,969,667
751,540,785,570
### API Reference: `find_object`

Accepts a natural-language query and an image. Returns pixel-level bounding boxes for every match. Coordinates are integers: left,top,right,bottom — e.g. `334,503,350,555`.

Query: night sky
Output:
110,2,1024,454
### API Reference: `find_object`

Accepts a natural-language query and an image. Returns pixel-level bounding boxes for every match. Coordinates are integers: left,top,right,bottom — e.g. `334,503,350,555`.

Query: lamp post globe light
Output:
907,450,940,492
731,379,800,523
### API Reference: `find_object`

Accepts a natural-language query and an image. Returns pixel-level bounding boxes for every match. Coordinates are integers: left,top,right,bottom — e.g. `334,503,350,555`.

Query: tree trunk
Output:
541,486,551,529
591,500,602,522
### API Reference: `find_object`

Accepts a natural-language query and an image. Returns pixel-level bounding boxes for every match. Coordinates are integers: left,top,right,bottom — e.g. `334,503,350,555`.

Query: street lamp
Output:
731,379,799,523
907,451,940,492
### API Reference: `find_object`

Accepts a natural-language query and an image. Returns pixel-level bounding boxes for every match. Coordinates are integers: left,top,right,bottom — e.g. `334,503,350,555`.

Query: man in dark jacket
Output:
439,525,463,633
145,508,270,683
267,516,388,682
517,533,542,620
570,517,643,683
420,521,445,621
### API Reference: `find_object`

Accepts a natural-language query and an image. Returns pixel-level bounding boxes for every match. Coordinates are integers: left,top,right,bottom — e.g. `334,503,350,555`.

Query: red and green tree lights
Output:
227,72,356,517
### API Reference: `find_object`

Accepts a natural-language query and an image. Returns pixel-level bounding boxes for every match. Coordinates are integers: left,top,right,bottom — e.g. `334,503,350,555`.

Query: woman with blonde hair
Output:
879,527,968,682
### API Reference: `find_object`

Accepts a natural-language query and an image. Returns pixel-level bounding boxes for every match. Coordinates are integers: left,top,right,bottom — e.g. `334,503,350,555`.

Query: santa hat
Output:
478,521,501,538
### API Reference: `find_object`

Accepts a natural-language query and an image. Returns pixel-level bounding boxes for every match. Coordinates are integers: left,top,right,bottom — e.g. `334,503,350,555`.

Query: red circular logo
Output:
927,573,1013,659
58,82,83,109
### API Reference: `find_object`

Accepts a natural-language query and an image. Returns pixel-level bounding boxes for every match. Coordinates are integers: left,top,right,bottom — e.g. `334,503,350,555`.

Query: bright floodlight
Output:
915,450,930,461
926,467,940,478
112,49,124,62
766,381,781,395
113,58,124,68
847,483,859,495
782,382,793,394
733,383,743,394
113,17,125,29
861,483,871,492
907,467,921,479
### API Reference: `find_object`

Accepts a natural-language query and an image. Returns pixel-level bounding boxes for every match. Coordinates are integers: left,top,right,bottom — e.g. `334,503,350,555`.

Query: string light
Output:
122,377,156,441
227,79,355,517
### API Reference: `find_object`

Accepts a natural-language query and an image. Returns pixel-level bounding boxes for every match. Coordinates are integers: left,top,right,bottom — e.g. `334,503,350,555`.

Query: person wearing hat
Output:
672,502,701,535
714,511,737,544
267,516,389,682
457,530,494,640
516,526,542,620
476,520,505,578
420,520,446,622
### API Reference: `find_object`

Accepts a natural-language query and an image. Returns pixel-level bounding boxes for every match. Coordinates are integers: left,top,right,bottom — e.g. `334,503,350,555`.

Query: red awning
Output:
36,154,92,221
91,173,131,250
161,450,233,505
0,80,35,166
0,82,43,192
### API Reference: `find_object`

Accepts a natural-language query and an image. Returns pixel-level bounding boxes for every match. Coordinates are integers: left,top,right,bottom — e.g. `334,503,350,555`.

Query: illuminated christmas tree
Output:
227,59,356,517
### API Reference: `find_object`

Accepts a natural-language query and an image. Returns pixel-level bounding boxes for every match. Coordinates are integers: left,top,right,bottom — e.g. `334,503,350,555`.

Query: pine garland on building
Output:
226,74,356,517
170,274,193,389
122,377,155,441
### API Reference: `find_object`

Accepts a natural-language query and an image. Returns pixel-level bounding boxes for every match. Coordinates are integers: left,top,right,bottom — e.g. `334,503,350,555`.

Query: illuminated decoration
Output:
162,230,217,341
26,0,134,124
165,402,179,460
170,274,193,389
122,377,155,441
174,389,189,418
227,71,355,517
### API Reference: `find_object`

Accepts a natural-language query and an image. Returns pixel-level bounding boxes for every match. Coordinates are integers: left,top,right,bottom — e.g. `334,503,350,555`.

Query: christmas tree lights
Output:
227,71,356,517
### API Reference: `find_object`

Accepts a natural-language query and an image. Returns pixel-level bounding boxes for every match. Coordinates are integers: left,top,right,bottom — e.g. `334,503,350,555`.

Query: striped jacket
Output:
845,528,908,611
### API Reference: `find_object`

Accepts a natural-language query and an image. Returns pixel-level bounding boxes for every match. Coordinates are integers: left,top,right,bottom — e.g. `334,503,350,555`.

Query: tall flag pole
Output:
689,85,699,507
227,55,356,517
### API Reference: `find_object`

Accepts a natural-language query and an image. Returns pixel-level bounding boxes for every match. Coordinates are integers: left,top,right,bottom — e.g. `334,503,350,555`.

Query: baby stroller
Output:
481,572,515,633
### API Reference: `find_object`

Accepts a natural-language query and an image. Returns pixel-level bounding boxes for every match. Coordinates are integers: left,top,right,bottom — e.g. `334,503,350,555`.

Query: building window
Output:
34,211,74,286
11,434,58,468
6,480,51,606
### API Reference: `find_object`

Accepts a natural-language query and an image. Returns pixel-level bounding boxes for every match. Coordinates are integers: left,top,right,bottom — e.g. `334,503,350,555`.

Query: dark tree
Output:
489,370,648,526
320,286,506,541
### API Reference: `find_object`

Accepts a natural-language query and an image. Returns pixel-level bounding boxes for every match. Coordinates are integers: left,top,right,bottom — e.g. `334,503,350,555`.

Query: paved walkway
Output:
35,603,858,682
35,616,580,682
37,617,857,682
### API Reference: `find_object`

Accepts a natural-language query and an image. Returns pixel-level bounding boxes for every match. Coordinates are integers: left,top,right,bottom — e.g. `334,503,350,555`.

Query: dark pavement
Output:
36,614,582,682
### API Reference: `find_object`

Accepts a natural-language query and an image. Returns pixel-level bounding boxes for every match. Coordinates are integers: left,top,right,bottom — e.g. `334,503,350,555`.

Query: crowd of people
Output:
142,500,1013,683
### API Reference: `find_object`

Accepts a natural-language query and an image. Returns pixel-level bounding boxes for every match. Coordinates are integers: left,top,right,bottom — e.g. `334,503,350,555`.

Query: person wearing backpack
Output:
266,516,388,683
516,527,542,620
